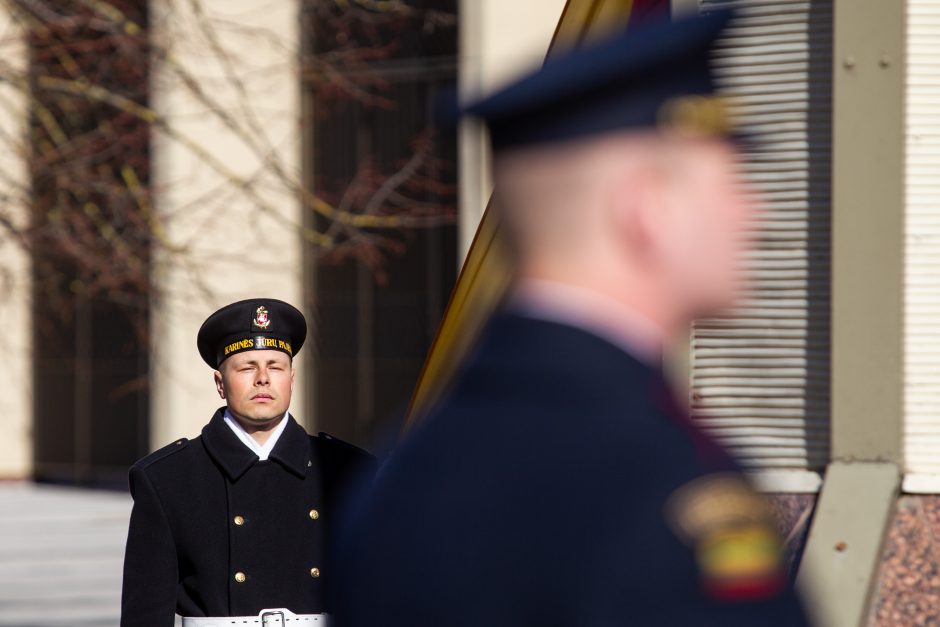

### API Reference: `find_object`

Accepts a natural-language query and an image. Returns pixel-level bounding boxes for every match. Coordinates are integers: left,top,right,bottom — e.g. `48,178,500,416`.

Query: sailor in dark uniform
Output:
121,298,373,627
333,12,810,627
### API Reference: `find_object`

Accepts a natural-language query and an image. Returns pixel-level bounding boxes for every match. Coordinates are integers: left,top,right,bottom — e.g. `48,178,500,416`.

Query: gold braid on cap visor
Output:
657,95,738,139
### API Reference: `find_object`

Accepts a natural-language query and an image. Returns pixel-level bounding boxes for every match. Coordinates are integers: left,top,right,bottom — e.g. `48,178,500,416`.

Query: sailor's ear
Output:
214,369,226,400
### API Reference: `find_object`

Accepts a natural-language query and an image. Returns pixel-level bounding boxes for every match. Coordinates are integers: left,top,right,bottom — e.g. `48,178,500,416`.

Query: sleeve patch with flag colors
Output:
665,473,787,601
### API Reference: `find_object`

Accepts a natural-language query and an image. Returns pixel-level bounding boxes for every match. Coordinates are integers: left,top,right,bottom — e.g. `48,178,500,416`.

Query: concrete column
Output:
0,6,32,479
829,1,905,466
797,1,905,625
457,0,568,261
149,0,306,447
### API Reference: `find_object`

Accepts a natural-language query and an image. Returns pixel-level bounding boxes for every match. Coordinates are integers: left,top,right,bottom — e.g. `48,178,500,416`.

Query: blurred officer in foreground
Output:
334,11,810,627
121,299,373,627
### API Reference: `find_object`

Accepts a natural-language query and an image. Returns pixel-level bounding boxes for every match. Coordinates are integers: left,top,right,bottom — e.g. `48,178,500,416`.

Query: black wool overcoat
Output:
121,410,373,626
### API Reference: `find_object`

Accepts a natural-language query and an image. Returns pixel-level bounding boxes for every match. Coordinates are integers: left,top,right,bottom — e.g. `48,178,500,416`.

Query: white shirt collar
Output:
223,409,291,461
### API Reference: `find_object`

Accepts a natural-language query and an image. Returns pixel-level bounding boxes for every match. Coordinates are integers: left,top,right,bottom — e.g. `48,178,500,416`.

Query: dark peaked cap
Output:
197,298,307,368
458,10,736,151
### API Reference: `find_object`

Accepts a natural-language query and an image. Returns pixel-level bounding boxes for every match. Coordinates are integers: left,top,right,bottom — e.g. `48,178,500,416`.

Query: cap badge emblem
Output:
253,305,271,330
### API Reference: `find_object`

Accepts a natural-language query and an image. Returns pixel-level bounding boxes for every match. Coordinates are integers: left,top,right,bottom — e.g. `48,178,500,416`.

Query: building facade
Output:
3,0,940,623
0,0,563,484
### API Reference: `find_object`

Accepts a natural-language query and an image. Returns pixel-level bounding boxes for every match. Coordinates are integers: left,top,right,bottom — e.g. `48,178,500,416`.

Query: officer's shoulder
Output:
313,432,374,462
131,437,191,472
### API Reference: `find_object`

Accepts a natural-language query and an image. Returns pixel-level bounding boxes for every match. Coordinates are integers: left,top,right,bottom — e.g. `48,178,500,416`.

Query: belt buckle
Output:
260,609,286,627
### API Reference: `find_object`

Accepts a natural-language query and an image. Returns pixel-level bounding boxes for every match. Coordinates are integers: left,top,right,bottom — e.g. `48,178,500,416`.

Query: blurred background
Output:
0,0,937,625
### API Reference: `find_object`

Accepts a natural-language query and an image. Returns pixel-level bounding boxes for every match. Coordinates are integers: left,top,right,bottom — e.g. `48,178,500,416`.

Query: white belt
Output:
181,609,327,627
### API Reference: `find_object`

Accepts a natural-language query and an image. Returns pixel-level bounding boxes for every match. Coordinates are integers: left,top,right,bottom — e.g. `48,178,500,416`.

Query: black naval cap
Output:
456,10,737,151
197,298,307,369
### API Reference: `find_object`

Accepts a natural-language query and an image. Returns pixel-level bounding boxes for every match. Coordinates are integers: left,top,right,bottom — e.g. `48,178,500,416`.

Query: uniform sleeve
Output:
598,468,812,627
315,434,378,510
120,466,178,627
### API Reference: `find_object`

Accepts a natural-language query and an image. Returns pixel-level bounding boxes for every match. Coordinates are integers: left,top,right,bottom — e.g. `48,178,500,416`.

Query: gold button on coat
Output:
310,567,321,578
233,515,245,526
234,572,247,583
309,509,319,520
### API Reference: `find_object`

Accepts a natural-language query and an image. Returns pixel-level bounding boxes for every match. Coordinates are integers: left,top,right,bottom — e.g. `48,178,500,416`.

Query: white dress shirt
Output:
223,409,291,461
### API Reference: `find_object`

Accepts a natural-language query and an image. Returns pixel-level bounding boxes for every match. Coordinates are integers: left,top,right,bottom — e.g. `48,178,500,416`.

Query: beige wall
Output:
457,0,568,260
0,6,31,479
149,0,306,448
903,0,940,492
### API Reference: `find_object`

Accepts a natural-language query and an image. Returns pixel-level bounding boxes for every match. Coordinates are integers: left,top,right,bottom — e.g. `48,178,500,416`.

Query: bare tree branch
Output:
0,0,457,309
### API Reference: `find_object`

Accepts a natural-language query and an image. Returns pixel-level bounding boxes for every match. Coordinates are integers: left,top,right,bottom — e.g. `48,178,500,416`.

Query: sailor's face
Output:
215,350,294,423
659,140,755,315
